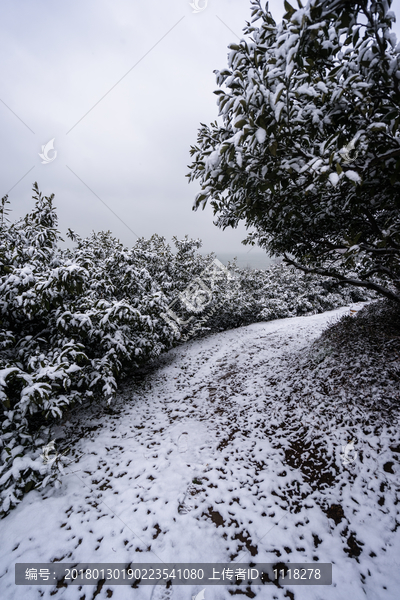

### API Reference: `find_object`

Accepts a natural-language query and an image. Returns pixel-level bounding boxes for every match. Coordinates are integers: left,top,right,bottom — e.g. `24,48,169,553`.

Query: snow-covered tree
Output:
187,0,400,302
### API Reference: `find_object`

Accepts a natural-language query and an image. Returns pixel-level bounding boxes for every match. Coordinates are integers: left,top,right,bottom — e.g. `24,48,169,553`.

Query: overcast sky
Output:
1,0,399,259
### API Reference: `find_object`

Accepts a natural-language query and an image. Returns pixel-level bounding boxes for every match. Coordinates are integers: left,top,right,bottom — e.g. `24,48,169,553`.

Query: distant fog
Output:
211,251,282,271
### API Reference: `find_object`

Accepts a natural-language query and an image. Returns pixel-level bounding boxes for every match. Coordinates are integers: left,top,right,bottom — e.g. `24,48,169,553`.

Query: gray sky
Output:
1,0,399,258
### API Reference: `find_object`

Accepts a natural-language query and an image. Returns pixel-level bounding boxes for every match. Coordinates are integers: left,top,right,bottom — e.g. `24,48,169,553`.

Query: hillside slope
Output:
0,302,399,600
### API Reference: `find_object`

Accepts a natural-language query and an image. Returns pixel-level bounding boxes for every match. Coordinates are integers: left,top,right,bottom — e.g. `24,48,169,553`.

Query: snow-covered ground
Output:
0,303,399,600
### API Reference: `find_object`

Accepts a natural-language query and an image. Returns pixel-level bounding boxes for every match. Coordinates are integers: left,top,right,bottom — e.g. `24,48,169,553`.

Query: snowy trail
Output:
0,304,399,600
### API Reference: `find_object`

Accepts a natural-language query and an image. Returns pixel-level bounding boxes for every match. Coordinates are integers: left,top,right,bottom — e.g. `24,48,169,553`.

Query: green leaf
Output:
275,86,285,103
234,119,248,129
196,193,208,204
284,0,295,18
269,141,278,156
24,481,35,493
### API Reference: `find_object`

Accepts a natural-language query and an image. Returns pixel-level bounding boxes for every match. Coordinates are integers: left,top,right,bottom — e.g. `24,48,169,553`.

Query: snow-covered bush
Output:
0,184,374,516
0,186,178,516
199,260,372,335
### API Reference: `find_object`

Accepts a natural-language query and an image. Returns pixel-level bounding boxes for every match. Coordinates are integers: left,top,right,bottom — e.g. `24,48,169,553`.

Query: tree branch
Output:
283,254,400,303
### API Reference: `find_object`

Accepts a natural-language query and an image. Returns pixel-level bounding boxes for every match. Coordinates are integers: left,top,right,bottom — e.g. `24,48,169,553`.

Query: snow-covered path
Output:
1,304,399,600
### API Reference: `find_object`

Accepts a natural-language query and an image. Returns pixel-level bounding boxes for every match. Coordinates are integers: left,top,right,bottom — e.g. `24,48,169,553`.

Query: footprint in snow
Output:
150,583,173,600
177,432,188,453
178,485,193,514
177,500,192,515
142,431,189,461
178,481,205,515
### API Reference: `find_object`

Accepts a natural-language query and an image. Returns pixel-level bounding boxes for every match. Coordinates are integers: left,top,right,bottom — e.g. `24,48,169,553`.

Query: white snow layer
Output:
0,304,399,600
255,128,267,144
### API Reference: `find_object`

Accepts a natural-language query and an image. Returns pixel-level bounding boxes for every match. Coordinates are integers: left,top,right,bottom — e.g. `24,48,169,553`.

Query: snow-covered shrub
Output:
0,186,178,516
0,184,374,516
200,261,373,335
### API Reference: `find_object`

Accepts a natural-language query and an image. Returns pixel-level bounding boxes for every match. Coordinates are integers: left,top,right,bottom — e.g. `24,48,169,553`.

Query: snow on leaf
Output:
329,172,340,186
344,170,361,183
255,128,267,144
